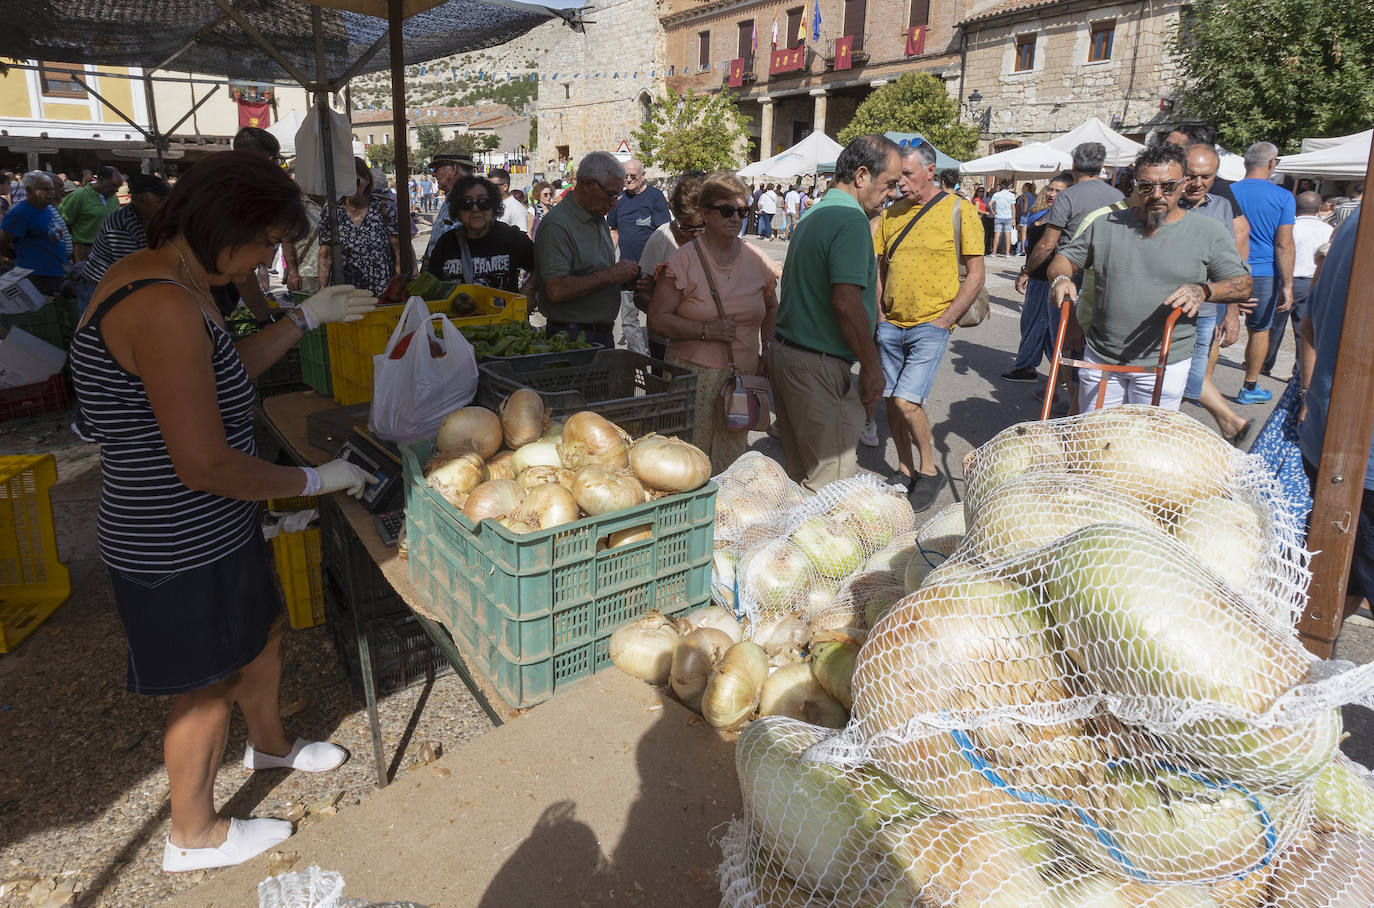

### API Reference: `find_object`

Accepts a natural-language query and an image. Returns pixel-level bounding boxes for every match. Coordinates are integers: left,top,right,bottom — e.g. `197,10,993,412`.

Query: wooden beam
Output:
1298,138,1374,657
389,0,414,277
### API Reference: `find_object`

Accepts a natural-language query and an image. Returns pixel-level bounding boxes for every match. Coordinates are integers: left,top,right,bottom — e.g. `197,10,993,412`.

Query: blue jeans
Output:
1011,278,1059,371
1262,275,1312,375
1184,303,1220,400
758,213,773,239
876,320,951,405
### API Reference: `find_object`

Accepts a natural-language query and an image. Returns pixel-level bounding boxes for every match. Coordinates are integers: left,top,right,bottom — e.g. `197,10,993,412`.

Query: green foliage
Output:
432,135,477,161
836,72,979,159
1169,0,1374,153
631,88,750,173
365,142,394,171
447,77,537,111
415,124,445,167
529,119,538,152
482,134,501,152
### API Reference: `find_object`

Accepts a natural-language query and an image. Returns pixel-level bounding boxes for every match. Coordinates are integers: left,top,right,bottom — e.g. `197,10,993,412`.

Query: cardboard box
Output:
0,269,47,315
0,326,66,389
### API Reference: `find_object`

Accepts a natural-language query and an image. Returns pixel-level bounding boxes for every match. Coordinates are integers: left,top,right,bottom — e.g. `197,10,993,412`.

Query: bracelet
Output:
1198,281,1212,301
1050,274,1074,289
700,321,708,340
300,466,322,496
287,307,312,332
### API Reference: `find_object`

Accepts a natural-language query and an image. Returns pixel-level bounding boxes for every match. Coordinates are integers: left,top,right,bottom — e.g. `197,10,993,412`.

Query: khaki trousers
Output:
767,342,863,492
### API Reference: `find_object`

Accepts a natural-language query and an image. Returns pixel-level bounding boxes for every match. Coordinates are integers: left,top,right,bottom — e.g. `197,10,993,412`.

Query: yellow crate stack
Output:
0,454,71,652
267,496,324,630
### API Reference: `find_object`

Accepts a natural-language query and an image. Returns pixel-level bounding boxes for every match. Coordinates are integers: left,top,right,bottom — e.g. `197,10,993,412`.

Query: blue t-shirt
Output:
606,185,670,263
0,200,67,277
1229,178,1295,277
1297,211,1371,489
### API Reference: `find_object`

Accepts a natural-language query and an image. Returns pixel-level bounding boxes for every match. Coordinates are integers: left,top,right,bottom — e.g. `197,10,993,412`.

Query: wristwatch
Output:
286,307,310,332
1198,282,1212,301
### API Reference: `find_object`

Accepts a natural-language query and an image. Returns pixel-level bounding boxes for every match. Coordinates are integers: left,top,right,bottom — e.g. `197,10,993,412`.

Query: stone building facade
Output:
958,0,1185,152
535,0,668,173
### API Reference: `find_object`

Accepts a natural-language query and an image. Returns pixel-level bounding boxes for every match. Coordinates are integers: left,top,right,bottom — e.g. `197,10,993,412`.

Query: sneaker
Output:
859,419,880,447
1001,367,1039,383
907,470,947,513
1234,386,1273,405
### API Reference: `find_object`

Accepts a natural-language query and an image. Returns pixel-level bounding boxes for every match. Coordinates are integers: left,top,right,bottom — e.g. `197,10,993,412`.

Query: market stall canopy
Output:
1046,116,1146,168
1216,147,1246,181
884,133,962,170
960,142,1072,178
1276,131,1373,179
739,131,844,179
0,0,583,83
1300,129,1373,154
267,108,303,157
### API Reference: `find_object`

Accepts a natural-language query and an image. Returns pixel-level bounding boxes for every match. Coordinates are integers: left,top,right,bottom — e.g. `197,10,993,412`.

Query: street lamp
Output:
964,90,991,132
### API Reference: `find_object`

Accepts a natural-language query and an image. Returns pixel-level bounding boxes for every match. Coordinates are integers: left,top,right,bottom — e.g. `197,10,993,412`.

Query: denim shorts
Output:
994,217,1015,233
1184,303,1220,400
876,320,951,405
1248,274,1280,331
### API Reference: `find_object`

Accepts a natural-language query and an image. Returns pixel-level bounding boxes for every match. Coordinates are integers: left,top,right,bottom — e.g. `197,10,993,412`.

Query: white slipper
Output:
243,737,348,773
162,817,293,873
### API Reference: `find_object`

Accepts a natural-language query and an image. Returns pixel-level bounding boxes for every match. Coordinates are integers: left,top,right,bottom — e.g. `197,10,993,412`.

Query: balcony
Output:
722,57,758,87
823,38,869,71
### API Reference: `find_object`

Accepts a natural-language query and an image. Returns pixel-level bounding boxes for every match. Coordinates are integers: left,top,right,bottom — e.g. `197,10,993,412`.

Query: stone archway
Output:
638,91,653,124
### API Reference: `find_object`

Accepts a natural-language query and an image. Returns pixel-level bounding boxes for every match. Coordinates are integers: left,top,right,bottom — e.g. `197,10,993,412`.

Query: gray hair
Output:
900,142,937,169
1243,141,1279,171
1071,142,1107,174
577,151,627,185
21,170,51,192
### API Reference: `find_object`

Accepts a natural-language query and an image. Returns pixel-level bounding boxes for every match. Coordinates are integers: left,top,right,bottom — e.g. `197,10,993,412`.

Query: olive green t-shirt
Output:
532,192,619,323
1060,208,1248,366
59,185,120,245
776,189,877,361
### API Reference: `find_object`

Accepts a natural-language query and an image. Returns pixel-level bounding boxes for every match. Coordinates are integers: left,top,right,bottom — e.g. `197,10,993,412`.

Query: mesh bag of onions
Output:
717,406,1374,908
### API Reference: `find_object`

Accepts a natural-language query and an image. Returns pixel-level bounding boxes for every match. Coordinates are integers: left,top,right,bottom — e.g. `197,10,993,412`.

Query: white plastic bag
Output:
293,104,355,198
369,296,478,443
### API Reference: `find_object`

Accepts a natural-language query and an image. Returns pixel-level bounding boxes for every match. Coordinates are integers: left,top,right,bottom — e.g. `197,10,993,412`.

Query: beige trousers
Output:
766,342,863,492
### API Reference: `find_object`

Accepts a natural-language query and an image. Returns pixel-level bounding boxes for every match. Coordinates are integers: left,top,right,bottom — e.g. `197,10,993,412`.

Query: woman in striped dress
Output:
69,152,377,873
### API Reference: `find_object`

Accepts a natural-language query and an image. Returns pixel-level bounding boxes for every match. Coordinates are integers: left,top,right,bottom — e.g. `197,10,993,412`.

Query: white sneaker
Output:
244,737,348,773
162,817,293,873
859,419,880,447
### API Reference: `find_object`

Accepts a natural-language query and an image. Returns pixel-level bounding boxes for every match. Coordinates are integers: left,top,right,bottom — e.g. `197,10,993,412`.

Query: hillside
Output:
350,20,565,112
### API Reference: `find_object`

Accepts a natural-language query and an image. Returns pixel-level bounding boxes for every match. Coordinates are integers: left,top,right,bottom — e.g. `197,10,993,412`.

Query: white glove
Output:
314,459,378,499
299,285,376,328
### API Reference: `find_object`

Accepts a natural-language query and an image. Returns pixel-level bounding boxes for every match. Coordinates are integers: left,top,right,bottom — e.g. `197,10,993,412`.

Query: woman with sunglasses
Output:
425,176,535,297
635,171,706,360
318,157,399,296
649,172,778,472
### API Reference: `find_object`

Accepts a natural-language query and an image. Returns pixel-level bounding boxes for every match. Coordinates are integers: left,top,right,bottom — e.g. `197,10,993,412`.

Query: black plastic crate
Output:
318,494,402,619
324,572,452,699
253,346,309,398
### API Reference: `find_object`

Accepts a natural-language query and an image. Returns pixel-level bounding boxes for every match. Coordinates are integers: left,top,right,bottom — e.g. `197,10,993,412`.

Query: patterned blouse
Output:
319,197,397,296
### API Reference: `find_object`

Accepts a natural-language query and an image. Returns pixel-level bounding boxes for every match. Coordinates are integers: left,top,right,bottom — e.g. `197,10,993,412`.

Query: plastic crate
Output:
476,343,604,367
475,350,697,440
52,294,82,345
0,454,71,652
267,496,323,629
318,495,402,619
298,325,332,395
324,572,452,700
0,302,63,349
0,373,69,424
254,346,309,398
402,439,714,708
327,286,527,406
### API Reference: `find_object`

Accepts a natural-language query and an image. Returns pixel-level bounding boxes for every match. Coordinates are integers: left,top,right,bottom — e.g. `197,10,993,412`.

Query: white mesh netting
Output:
718,407,1374,908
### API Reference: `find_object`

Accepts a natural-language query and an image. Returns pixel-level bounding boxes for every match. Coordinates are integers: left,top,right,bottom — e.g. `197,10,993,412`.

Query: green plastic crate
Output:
402,439,714,708
298,325,332,394
0,302,62,349
254,346,308,398
52,294,82,344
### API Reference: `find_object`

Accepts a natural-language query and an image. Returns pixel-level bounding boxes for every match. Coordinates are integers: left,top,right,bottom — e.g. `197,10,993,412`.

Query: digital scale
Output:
334,428,406,545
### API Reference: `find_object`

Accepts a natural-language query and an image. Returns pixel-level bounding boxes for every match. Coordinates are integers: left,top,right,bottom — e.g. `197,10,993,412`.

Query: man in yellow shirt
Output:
874,142,985,511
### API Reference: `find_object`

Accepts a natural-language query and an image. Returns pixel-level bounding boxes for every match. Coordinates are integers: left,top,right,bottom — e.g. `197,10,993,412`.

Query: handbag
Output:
692,242,772,433
953,198,992,327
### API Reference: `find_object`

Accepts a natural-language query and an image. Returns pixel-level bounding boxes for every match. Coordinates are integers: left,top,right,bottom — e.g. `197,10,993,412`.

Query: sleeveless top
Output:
69,278,260,574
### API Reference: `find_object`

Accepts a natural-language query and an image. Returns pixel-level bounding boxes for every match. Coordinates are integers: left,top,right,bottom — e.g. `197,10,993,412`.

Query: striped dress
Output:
69,278,260,574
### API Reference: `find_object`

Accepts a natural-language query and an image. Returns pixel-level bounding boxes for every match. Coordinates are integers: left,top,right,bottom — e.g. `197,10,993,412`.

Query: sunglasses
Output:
678,221,706,232
709,204,750,219
1135,181,1182,195
458,197,495,211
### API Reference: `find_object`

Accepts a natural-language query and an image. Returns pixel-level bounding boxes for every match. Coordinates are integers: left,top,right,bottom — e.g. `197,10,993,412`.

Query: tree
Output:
432,135,477,161
365,141,394,172
631,88,750,173
415,124,445,168
482,134,501,152
1169,0,1374,153
836,72,979,159
528,119,538,153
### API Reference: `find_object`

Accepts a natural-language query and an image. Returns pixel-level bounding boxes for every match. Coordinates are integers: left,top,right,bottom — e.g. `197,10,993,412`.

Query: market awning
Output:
1045,116,1145,168
959,142,1072,179
739,131,844,180
884,133,962,170
1277,130,1373,179
1300,128,1373,154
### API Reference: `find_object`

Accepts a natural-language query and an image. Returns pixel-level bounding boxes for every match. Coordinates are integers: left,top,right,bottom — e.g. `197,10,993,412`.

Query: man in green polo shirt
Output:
59,165,122,261
533,151,641,350
768,134,901,490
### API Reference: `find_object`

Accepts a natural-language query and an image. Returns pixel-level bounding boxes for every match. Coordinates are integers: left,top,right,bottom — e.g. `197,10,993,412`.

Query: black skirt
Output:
107,531,284,695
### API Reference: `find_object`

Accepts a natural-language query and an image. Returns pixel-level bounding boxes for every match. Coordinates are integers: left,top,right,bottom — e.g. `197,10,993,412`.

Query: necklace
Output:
701,238,741,279
173,243,213,304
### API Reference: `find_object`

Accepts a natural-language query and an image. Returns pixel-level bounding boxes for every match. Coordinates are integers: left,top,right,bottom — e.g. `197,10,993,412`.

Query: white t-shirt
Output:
639,223,680,342
991,189,1017,220
784,190,800,214
498,197,529,233
1292,214,1333,278
759,191,778,215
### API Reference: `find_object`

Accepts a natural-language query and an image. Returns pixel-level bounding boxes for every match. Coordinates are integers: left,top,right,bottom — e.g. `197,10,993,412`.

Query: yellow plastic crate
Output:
0,454,71,653
327,286,527,406
268,497,324,630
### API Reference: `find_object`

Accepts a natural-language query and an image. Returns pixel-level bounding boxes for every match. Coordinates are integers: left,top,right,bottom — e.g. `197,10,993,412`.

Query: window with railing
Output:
843,0,867,51
908,0,929,28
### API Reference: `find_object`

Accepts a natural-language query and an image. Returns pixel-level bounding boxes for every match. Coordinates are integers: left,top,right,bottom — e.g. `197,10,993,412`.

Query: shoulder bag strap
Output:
457,233,475,284
691,241,740,373
953,197,962,261
886,191,947,261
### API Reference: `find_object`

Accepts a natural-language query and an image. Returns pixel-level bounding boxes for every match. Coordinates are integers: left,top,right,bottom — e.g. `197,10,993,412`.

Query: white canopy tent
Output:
959,142,1072,179
739,131,844,179
1216,147,1246,181
1300,129,1373,154
266,108,303,158
1277,131,1373,179
1046,117,1145,167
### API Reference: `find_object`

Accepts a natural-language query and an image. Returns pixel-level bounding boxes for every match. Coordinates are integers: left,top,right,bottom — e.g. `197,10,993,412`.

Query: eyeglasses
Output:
1135,181,1182,195
677,221,706,232
708,204,751,219
458,197,495,211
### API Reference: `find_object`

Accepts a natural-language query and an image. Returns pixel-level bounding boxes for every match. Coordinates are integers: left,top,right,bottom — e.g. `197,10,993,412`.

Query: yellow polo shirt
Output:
874,194,985,328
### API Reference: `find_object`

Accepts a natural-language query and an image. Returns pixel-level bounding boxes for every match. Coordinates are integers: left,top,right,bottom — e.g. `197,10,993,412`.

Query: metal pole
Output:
389,0,414,277
312,7,344,287
143,73,166,176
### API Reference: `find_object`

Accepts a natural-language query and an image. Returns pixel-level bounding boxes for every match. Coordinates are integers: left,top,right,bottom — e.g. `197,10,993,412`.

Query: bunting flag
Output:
834,34,854,70
752,20,758,53
771,14,779,50
812,0,821,42
906,24,927,56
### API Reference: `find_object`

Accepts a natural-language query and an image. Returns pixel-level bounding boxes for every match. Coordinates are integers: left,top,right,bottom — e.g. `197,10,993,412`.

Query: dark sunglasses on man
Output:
1135,180,1182,195
458,196,495,211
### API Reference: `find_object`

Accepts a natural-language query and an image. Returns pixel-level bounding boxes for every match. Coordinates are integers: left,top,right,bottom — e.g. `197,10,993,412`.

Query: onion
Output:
804,578,840,617
606,526,652,548
498,388,548,448
541,420,563,443
461,479,523,523
964,420,1066,518
879,814,1056,907
1173,495,1264,593
758,661,847,727
499,516,536,534
511,440,561,474
517,483,580,530
517,464,575,492
436,406,503,459
749,612,807,655
718,450,794,501
828,483,915,551
572,466,645,516
965,472,1161,560
424,452,487,508
669,627,733,711
485,451,516,482
558,411,631,471
1313,754,1374,837
681,605,742,643
739,540,813,614
915,502,966,560
789,515,864,580
810,637,858,709
1054,873,1217,907
701,640,768,728
628,434,711,493
1269,828,1374,908
609,611,680,683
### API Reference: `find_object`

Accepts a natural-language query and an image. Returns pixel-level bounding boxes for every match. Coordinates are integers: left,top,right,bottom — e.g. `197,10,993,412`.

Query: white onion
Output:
517,464,575,492
572,467,645,516
681,605,742,643
498,388,548,448
739,539,813,613
558,411,631,471
629,434,711,493
424,452,486,509
436,406,503,459
517,483,580,531
789,515,864,579
749,612,807,655
485,450,516,482
461,479,523,523
541,420,563,443
512,440,562,474
758,661,848,727
609,611,680,683
670,626,733,711
810,637,858,709
1173,495,1263,594
964,421,1066,518
829,484,915,551
701,640,768,729
606,526,652,548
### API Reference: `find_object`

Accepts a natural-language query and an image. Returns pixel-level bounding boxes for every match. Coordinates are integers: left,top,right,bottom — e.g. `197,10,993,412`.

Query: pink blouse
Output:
662,240,776,372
